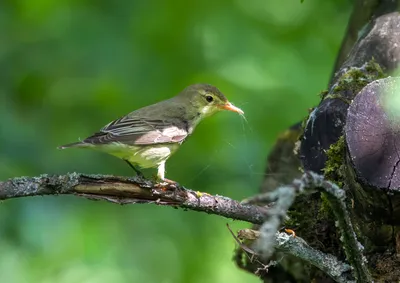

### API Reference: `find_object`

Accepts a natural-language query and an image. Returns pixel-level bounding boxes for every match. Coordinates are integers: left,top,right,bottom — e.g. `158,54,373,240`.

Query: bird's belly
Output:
98,143,179,169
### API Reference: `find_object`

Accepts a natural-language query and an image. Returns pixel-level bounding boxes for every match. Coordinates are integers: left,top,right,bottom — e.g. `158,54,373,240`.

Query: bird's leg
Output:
124,160,144,177
157,161,176,184
157,161,165,181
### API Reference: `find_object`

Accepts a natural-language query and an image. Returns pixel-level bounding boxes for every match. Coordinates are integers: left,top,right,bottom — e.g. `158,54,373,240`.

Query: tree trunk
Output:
236,1,400,282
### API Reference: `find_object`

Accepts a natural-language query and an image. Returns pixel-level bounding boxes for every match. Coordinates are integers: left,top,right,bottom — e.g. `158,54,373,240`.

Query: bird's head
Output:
180,84,244,119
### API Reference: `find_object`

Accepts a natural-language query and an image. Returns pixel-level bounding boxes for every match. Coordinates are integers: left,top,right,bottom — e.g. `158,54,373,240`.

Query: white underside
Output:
91,143,180,179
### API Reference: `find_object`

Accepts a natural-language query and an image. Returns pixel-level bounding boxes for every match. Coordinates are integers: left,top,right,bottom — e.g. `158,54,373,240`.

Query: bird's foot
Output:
160,178,176,184
155,178,179,191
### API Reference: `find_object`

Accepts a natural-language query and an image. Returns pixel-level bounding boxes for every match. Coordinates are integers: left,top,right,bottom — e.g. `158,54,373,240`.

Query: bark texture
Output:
235,1,400,282
0,173,269,224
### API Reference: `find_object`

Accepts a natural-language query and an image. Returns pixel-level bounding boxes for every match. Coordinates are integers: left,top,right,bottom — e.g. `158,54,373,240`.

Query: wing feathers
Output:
84,116,188,146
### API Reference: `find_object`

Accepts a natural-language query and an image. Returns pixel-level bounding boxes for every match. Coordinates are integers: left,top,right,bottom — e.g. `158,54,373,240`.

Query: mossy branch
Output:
0,173,268,224
237,230,355,283
275,232,354,283
0,171,371,282
245,171,372,282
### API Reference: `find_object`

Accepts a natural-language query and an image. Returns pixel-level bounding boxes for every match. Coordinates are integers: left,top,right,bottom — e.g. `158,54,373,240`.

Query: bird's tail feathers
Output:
58,141,87,149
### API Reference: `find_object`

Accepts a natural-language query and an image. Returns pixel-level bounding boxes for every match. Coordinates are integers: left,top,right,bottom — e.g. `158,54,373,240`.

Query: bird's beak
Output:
220,102,244,115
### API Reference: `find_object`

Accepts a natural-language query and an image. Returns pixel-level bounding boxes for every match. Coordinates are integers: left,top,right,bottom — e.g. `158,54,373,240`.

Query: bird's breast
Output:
97,142,180,169
133,144,180,168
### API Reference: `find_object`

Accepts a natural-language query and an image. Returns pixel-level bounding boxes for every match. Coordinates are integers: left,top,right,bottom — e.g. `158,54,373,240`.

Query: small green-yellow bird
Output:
59,84,244,181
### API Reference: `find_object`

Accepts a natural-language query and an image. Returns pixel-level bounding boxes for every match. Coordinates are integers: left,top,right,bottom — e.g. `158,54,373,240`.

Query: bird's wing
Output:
83,116,188,146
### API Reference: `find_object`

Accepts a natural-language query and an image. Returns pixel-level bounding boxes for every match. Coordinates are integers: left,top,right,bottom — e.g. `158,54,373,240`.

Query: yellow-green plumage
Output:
59,83,244,181
80,143,179,180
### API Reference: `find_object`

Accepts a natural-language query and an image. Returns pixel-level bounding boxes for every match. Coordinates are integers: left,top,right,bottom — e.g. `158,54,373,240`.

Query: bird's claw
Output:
161,178,177,184
155,178,179,191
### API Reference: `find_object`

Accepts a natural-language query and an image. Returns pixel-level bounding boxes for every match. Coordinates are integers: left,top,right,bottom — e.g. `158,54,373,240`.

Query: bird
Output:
58,83,244,181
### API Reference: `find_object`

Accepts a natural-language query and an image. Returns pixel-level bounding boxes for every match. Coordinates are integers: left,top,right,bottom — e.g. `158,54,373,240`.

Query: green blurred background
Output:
0,0,350,282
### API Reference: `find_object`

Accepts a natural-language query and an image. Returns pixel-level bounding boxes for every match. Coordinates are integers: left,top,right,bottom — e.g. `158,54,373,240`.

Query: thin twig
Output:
250,185,297,260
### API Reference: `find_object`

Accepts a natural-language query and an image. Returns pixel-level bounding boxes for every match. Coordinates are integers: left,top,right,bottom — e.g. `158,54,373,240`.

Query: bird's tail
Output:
58,141,87,149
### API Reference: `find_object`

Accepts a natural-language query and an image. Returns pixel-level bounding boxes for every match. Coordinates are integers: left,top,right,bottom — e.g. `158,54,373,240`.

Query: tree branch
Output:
237,230,355,283
0,173,269,225
0,172,372,281
274,232,354,283
245,171,372,282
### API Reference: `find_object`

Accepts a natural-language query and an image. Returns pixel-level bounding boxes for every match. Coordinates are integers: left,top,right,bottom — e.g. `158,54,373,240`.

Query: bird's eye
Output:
205,95,214,103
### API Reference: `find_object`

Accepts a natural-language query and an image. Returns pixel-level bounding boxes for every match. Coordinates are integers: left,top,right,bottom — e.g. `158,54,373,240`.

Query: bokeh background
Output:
0,0,351,282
